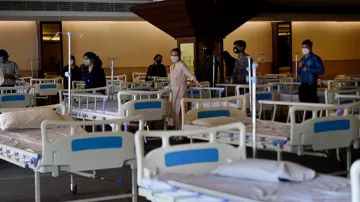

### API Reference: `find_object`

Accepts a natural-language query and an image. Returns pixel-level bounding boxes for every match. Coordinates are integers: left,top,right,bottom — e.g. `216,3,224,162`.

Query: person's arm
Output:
181,63,204,87
146,65,153,79
160,65,167,77
310,57,325,75
13,62,20,80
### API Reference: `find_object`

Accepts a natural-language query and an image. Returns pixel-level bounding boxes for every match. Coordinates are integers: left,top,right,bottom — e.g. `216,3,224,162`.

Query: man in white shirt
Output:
0,49,20,87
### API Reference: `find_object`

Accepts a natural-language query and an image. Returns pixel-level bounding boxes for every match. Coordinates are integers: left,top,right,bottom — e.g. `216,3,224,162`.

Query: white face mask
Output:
171,56,179,63
302,48,310,55
70,60,74,65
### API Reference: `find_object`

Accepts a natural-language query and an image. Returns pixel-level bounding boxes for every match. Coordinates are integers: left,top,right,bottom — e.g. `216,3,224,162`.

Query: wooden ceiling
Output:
131,0,260,39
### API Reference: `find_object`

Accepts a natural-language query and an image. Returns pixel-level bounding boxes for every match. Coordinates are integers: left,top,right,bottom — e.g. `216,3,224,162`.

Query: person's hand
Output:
299,61,304,67
302,67,307,72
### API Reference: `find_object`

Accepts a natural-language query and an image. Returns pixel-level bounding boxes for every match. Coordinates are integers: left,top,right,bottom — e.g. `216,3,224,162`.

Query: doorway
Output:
39,22,63,77
272,22,292,74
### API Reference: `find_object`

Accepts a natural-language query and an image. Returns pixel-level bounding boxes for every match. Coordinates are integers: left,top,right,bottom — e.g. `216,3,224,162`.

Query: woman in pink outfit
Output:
169,48,203,129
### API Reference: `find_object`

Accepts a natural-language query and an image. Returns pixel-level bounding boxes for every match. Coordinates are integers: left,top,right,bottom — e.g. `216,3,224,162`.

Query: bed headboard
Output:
181,95,247,128
134,122,246,185
325,88,360,104
290,102,360,151
118,90,172,121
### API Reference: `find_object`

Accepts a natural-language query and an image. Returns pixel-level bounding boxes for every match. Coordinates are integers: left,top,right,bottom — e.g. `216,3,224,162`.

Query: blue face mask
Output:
0,58,4,63
83,59,91,66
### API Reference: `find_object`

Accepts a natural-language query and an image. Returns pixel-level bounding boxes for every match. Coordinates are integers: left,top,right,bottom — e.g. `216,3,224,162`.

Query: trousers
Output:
299,83,318,103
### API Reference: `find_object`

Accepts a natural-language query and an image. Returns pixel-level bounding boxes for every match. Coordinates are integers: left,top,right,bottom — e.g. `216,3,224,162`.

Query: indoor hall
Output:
1,0,360,202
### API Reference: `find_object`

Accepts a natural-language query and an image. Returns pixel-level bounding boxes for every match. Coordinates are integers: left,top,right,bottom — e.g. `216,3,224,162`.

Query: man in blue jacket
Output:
298,39,325,103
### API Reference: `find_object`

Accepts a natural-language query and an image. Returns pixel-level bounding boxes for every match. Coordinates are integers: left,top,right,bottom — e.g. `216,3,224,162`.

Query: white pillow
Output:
0,108,62,130
212,159,316,183
191,116,238,127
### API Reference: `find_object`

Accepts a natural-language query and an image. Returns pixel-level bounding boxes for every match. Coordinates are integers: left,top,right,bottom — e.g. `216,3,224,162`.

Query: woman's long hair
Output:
83,52,103,68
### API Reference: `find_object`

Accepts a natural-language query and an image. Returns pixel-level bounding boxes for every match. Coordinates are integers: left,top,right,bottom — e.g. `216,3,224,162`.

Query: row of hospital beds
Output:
1,70,360,201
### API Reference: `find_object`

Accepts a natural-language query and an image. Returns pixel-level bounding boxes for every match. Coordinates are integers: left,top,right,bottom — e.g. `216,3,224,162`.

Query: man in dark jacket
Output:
298,39,325,103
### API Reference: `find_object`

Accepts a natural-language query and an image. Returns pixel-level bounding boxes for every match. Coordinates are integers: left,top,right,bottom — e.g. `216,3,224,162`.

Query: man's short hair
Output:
234,40,246,49
302,39,313,48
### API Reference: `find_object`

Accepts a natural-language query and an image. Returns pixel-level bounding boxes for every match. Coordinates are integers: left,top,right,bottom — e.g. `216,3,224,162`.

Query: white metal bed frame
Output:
135,123,247,202
182,95,360,172
30,78,63,97
0,85,36,108
0,104,143,202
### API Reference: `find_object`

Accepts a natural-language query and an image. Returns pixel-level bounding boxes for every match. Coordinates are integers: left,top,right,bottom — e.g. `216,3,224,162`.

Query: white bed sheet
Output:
0,115,87,154
186,116,290,140
140,173,350,202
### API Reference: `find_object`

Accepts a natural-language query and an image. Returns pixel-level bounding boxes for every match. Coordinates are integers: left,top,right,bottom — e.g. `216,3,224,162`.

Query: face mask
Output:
83,59,91,66
302,48,310,55
70,60,74,65
233,47,240,54
171,56,179,63
0,58,3,63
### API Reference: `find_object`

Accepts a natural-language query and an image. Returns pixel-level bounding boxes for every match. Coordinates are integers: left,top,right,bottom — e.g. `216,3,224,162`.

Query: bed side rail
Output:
187,87,225,99
290,102,360,151
0,86,36,108
326,88,360,104
134,122,246,184
41,114,144,172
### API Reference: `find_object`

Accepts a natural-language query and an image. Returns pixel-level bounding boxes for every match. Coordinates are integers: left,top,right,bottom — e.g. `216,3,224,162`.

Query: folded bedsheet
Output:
140,172,350,202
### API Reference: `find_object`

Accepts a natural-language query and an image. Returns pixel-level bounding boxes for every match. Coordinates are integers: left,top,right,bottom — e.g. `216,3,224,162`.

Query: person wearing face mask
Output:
169,48,203,129
199,43,219,87
298,39,324,103
62,55,82,89
0,49,20,87
232,40,252,86
145,54,167,81
82,52,106,94
232,40,252,95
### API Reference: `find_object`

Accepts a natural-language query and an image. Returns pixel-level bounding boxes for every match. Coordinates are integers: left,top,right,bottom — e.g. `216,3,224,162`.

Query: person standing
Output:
199,43,219,87
232,40,252,85
145,54,167,81
169,48,203,129
298,39,324,103
0,49,20,87
62,55,82,89
223,51,236,78
82,52,106,93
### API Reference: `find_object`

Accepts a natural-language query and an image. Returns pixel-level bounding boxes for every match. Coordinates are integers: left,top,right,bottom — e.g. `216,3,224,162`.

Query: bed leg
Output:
34,171,41,202
131,166,138,202
336,148,341,162
347,147,352,178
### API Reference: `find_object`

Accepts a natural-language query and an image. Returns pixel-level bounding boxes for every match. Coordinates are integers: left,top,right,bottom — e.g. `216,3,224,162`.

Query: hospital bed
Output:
135,124,352,202
182,96,360,171
0,85,36,108
106,74,127,82
67,89,171,124
30,78,63,97
132,72,146,82
0,104,142,202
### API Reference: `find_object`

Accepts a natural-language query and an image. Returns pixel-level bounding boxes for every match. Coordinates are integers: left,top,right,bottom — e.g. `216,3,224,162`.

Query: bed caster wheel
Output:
71,184,77,196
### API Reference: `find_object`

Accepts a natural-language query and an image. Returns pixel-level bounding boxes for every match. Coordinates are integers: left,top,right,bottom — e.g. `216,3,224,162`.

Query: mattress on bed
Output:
140,173,350,202
186,116,290,140
0,115,87,154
